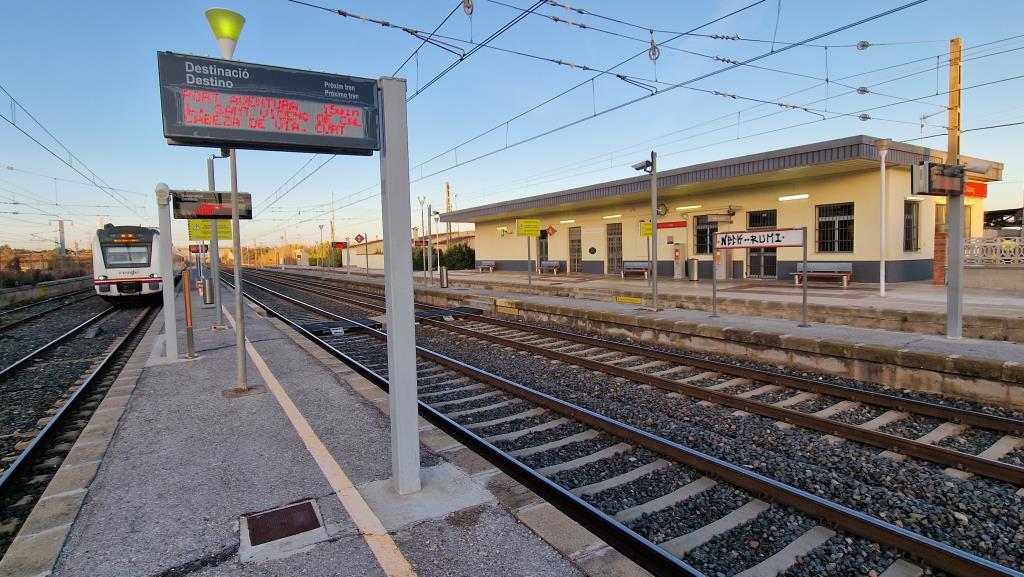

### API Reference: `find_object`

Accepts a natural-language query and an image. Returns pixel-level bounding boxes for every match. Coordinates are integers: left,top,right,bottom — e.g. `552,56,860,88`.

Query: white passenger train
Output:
92,224,163,300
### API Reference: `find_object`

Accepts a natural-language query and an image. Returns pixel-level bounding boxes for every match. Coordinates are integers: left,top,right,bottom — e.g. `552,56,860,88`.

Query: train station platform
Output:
0,284,596,577
317,265,1024,342
279,266,1024,409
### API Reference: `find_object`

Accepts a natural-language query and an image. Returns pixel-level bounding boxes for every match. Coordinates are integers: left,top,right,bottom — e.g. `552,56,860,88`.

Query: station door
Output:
569,227,582,273
747,209,778,279
606,223,623,275
537,229,549,269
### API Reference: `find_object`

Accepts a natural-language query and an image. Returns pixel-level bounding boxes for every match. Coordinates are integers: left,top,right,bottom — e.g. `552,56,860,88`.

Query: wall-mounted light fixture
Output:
675,204,702,211
559,219,576,224
602,214,622,219
904,196,923,202
778,194,810,202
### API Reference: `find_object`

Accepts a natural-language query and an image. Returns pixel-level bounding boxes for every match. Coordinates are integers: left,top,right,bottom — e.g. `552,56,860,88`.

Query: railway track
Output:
246,269,1024,482
0,295,113,375
0,289,95,332
229,271,1024,577
0,304,157,557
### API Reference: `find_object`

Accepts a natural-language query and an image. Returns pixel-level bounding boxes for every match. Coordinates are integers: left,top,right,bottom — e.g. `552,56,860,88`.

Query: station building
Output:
441,135,1002,283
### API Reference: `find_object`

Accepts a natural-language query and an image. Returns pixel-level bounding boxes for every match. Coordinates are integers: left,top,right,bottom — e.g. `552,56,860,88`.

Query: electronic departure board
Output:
157,52,379,155
172,191,252,220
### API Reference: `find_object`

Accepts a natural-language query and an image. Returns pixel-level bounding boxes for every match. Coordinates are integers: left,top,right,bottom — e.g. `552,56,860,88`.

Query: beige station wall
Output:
471,167,986,275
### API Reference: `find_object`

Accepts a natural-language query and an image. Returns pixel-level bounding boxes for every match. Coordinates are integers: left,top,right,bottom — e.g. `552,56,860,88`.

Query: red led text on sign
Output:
181,90,364,137
195,203,231,217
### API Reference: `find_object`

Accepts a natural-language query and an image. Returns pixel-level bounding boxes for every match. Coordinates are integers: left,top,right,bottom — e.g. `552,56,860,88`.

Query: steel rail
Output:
0,288,93,318
0,306,156,500
224,275,704,577
241,271,1024,482
234,274,1023,577
0,293,96,333
0,307,116,380
250,269,1024,435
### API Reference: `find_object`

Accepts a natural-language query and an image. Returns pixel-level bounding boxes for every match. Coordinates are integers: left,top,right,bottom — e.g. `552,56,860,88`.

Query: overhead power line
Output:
489,0,944,50
0,84,145,217
459,37,1024,202
409,0,928,183
410,0,769,174
393,1,464,77
286,0,545,101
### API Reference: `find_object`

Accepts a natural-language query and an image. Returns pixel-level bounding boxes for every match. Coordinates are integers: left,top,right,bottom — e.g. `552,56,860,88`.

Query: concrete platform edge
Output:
0,310,163,577
266,313,654,577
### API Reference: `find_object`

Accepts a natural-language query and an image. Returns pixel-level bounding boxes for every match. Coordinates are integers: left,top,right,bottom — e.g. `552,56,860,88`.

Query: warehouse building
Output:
440,135,1002,283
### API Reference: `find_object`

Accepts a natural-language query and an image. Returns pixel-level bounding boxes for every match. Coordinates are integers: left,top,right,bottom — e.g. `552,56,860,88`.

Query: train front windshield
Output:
102,245,151,267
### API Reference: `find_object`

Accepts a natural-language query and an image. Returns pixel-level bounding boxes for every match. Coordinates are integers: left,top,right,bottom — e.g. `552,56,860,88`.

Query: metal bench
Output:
792,262,853,287
621,261,651,279
539,260,561,274
477,260,495,273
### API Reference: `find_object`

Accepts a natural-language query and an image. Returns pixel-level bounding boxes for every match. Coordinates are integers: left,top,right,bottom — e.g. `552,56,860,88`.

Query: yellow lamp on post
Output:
204,7,249,392
205,8,245,60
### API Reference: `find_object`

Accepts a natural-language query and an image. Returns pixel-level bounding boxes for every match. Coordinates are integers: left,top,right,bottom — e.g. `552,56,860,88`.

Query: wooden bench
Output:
539,260,561,274
621,261,651,279
477,260,495,273
792,262,853,287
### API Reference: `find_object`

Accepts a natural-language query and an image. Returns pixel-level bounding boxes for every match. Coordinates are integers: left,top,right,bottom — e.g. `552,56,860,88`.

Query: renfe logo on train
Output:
715,228,805,250
157,51,380,155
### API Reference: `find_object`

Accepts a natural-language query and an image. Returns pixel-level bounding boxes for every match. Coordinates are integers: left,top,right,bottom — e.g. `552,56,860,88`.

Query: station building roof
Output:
440,135,1003,223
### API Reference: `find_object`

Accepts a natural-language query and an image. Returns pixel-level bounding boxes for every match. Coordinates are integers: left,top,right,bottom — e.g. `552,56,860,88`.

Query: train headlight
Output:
149,273,158,278
97,275,108,280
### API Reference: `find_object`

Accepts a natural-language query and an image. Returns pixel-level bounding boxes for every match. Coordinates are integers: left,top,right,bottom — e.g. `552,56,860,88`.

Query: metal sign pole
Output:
427,204,433,285
364,233,369,276
378,77,420,495
155,184,178,360
650,151,658,311
946,37,964,338
527,237,532,295
799,227,809,327
711,243,718,318
229,149,248,391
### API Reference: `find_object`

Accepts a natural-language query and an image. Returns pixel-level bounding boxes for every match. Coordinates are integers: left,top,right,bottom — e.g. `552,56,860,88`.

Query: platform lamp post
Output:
206,7,249,392
633,151,659,311
876,138,892,297
417,196,427,282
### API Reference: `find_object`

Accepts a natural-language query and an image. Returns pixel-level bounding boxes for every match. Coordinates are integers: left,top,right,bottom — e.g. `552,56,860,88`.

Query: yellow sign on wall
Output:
187,219,233,241
516,219,541,237
639,221,653,237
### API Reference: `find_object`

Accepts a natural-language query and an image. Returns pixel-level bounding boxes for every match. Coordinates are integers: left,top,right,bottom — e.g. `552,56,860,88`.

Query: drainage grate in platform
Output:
246,501,321,546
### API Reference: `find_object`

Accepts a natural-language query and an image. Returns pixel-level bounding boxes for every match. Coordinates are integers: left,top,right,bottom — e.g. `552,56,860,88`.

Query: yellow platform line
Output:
223,307,417,577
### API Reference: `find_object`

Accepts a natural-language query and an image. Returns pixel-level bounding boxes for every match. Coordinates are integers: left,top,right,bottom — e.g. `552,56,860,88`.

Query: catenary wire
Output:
408,0,929,183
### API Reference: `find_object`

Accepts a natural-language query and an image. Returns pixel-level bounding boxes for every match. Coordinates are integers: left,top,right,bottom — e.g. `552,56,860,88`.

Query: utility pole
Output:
427,203,434,285
330,190,336,267
50,219,72,276
946,37,964,339
445,181,452,249
49,219,71,255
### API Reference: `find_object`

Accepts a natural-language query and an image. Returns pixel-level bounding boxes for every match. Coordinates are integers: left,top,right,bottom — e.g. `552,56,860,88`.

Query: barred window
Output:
695,215,717,254
816,203,854,253
748,209,777,229
904,201,920,251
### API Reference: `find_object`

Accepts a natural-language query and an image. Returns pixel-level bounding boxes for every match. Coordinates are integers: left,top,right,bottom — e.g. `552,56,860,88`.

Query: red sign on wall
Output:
657,221,687,229
964,181,988,198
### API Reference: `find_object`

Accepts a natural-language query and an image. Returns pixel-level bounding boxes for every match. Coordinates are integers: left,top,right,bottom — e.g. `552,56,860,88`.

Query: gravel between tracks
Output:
0,296,110,369
0,307,143,459
417,326,1024,569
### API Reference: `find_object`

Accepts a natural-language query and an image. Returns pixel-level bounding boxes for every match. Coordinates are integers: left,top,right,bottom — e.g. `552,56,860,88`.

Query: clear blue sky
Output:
2,0,1023,251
